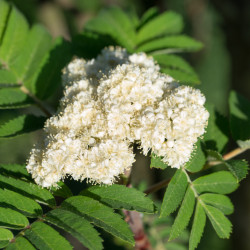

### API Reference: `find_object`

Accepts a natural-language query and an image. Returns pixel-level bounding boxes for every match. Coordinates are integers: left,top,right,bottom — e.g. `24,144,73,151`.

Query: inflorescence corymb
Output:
26,47,209,188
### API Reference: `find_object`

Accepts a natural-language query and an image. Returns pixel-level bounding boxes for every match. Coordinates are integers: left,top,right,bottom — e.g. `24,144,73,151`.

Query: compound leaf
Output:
0,0,10,42
225,160,249,182
205,152,249,182
45,209,103,250
85,7,136,52
138,7,159,29
11,25,52,93
0,87,33,109
150,154,168,170
154,54,200,84
0,5,29,67
50,182,73,199
203,104,229,153
200,193,234,215
62,196,134,245
237,139,250,150
24,222,72,250
0,207,28,230
203,205,232,239
0,189,42,217
72,31,116,59
35,37,72,100
80,184,155,213
0,70,17,84
0,115,45,138
0,228,13,248
136,11,183,44
189,202,206,250
185,140,206,173
137,35,203,53
161,169,188,217
193,171,238,194
0,175,55,206
169,187,196,241
0,164,31,180
6,237,35,250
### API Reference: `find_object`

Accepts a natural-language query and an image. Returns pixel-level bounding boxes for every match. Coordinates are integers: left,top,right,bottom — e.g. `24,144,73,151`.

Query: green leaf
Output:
136,11,183,44
229,91,250,141
0,175,56,206
206,149,223,162
85,7,136,52
0,115,46,138
80,184,155,213
50,182,73,199
0,207,29,229
6,237,35,250
0,228,13,248
72,31,116,59
0,163,31,180
203,104,229,152
0,5,29,66
224,159,249,182
161,169,188,217
200,193,234,215
0,87,33,109
45,209,103,250
154,53,193,72
185,140,206,173
206,151,249,182
169,187,196,240
153,54,200,84
237,139,250,149
137,35,203,53
193,171,238,194
161,68,198,85
150,153,168,170
0,0,10,42
189,202,206,250
24,222,72,250
0,189,42,217
35,38,72,100
11,25,52,93
0,70,17,84
62,196,134,245
126,9,139,28
203,205,232,238
138,7,159,29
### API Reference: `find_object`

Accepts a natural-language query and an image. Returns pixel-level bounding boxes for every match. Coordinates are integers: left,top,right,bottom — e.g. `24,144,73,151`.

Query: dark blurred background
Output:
0,0,249,249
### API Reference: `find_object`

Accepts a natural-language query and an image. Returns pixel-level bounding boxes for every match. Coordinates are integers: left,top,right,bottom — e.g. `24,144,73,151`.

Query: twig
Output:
123,170,152,249
144,178,171,195
20,85,53,117
223,147,248,160
203,146,249,170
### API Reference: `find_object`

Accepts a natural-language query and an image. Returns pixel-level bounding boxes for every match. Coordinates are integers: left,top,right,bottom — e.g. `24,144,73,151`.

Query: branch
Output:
124,209,152,250
20,85,53,117
204,146,249,170
223,147,248,160
144,178,171,195
123,169,152,249
144,146,249,194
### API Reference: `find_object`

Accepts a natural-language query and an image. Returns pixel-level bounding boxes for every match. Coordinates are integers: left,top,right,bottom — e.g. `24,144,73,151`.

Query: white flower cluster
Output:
27,47,209,188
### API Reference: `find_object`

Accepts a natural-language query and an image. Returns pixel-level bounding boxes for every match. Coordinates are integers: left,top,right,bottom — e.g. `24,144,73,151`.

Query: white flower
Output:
27,46,209,188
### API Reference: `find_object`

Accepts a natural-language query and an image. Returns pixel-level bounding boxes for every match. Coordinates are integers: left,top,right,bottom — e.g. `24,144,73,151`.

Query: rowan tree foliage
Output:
0,1,249,249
